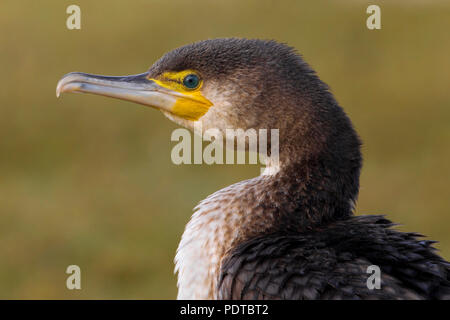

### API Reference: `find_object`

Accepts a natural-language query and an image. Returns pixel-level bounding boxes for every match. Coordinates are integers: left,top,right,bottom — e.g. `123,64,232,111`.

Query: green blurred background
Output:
0,0,449,299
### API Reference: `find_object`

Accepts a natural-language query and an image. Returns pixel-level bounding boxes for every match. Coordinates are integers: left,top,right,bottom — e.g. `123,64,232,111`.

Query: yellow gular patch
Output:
150,70,213,121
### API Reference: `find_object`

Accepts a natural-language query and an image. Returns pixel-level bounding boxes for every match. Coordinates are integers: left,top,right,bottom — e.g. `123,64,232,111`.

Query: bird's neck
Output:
175,148,361,299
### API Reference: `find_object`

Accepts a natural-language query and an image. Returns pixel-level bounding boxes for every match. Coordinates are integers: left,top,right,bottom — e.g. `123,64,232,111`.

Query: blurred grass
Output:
0,0,449,298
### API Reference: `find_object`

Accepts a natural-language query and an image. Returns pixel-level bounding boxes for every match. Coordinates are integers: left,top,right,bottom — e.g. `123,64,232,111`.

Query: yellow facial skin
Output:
149,70,213,121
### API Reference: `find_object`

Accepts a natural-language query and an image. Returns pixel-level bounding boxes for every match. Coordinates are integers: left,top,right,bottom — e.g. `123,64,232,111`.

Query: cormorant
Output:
56,38,450,300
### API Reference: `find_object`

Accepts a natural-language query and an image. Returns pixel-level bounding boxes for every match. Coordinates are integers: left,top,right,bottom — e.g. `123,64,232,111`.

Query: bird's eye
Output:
183,74,200,89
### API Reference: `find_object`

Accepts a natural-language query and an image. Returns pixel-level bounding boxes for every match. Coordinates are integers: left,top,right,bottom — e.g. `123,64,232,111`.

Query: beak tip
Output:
56,72,82,98
56,84,64,98
56,77,66,98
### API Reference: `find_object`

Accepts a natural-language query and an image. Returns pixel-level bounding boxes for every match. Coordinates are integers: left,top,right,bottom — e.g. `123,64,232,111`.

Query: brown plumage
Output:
56,38,450,299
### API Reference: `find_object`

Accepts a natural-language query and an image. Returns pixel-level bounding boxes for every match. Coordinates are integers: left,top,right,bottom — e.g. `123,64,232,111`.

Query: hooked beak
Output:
56,72,180,113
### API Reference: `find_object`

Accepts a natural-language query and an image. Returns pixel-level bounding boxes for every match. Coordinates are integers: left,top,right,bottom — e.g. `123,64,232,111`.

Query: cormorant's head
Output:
57,38,363,223
57,38,361,169
58,39,319,129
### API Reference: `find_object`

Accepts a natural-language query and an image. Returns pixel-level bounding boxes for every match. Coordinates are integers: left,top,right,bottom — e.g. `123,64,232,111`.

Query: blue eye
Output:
183,74,200,89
